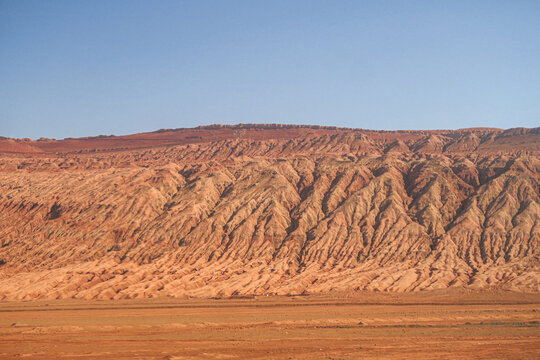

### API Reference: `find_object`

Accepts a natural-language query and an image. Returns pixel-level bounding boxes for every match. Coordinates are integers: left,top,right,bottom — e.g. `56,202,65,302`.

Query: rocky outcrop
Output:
0,125,538,300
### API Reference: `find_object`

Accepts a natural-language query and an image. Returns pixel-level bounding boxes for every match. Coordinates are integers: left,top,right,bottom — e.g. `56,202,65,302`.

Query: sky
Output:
1,1,539,139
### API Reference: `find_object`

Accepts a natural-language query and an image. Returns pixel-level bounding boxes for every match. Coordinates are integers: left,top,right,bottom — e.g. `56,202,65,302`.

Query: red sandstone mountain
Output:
0,124,538,300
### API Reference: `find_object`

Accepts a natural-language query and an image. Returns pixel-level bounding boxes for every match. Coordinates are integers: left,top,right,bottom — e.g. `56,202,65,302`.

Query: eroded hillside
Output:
0,125,538,299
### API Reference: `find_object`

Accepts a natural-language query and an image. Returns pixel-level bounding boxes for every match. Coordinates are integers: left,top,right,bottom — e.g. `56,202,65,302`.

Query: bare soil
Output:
1,290,538,359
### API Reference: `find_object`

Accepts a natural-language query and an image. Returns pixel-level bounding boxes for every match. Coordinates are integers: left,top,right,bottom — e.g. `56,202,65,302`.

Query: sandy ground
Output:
0,290,538,359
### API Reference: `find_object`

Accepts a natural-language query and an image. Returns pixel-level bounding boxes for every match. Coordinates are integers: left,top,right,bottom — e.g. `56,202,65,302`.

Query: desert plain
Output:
1,290,539,359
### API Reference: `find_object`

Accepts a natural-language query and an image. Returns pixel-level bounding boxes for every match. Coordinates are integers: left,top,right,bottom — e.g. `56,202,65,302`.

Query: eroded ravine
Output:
0,125,538,299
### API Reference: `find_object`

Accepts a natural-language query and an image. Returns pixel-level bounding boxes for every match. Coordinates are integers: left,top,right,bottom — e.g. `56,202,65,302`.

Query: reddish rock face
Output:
0,124,538,300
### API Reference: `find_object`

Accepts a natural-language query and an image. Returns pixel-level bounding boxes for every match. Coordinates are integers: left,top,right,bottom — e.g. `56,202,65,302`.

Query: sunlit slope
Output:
0,125,538,299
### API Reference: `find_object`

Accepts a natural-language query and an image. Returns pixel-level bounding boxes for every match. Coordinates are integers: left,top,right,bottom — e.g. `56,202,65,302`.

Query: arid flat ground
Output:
0,290,538,359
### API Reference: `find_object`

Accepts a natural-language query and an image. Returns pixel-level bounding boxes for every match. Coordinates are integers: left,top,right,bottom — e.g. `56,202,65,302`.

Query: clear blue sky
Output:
1,1,539,139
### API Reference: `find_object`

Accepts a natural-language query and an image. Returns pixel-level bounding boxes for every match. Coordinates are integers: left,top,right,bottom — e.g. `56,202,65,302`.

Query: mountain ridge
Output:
1,124,538,155
0,124,538,300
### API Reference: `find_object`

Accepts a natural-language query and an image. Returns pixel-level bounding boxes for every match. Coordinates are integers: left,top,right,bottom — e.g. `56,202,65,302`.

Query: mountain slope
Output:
0,125,538,300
